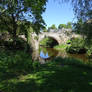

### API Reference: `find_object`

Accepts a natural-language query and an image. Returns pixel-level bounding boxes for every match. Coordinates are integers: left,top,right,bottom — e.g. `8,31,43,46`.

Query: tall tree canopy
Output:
58,24,66,29
60,0,92,39
67,22,72,29
48,24,57,30
71,0,92,21
58,22,72,29
60,0,92,21
0,0,47,40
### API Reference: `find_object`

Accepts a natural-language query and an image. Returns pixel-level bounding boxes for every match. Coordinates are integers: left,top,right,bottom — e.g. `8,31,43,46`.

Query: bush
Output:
87,47,92,58
66,40,71,44
2,38,27,50
66,38,87,54
0,50,34,77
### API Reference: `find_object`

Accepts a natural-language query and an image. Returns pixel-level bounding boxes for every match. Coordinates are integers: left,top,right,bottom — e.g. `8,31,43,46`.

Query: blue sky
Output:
42,0,76,28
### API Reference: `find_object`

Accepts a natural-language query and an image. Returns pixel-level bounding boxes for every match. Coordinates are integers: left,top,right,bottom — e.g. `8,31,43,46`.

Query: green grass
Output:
54,44,69,50
0,50,92,92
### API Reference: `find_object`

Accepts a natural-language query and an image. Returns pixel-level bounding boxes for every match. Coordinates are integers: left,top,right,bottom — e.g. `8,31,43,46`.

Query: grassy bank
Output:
54,44,69,51
54,40,71,51
0,49,92,92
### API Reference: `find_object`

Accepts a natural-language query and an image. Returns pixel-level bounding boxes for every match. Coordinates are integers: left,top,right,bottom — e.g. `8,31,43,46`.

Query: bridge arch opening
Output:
39,36,59,48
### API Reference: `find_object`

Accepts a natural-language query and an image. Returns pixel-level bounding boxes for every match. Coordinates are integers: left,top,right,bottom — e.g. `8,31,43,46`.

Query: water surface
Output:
32,46,88,64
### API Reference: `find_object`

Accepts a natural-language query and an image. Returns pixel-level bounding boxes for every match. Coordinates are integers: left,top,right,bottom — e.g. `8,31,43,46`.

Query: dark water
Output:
32,46,88,64
39,47,88,62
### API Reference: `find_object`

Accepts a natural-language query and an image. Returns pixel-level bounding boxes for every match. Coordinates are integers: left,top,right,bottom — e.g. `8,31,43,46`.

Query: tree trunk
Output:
12,28,17,46
12,14,17,47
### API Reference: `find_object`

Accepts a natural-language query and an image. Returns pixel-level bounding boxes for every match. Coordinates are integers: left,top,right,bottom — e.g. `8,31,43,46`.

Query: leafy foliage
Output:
48,24,57,30
0,0,47,41
71,0,92,21
58,24,67,29
73,19,83,34
43,27,48,32
67,22,72,28
59,0,92,40
54,44,68,50
59,0,92,21
66,38,87,54
58,22,72,29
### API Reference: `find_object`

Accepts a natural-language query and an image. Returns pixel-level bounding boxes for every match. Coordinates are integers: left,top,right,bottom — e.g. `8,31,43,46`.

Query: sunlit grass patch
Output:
54,44,69,50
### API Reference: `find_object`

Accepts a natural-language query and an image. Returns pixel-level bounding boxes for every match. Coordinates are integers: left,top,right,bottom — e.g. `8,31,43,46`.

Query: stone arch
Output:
46,36,59,44
39,34,60,45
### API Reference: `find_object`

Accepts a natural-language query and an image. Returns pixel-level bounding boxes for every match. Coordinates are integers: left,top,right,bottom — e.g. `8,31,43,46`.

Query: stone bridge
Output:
30,29,81,50
38,32,69,44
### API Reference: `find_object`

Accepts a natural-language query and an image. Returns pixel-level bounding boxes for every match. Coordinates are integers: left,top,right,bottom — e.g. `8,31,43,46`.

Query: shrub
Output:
66,38,87,54
0,50,34,78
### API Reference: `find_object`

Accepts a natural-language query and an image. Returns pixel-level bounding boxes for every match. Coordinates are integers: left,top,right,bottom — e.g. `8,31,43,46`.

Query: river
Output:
32,46,89,64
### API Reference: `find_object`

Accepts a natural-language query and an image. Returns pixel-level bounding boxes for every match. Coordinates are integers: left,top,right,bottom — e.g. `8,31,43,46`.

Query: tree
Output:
73,19,83,33
58,24,66,29
43,27,48,32
0,0,47,44
48,24,57,30
66,22,72,29
59,0,92,21
70,0,92,40
70,0,92,21
58,22,72,29
59,0,92,40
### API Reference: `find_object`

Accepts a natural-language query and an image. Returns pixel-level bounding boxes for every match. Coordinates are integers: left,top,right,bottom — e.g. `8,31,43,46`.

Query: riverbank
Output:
0,49,92,92
54,44,69,51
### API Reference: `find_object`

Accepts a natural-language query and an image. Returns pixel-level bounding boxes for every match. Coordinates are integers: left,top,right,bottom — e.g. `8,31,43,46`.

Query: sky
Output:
42,0,76,28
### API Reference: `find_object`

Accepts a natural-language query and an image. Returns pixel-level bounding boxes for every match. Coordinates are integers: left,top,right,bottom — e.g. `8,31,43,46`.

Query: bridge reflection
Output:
32,47,88,64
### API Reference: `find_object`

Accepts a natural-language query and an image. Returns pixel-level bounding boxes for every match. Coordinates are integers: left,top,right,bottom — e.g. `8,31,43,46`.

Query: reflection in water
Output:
40,51,50,59
40,47,59,58
32,46,88,64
